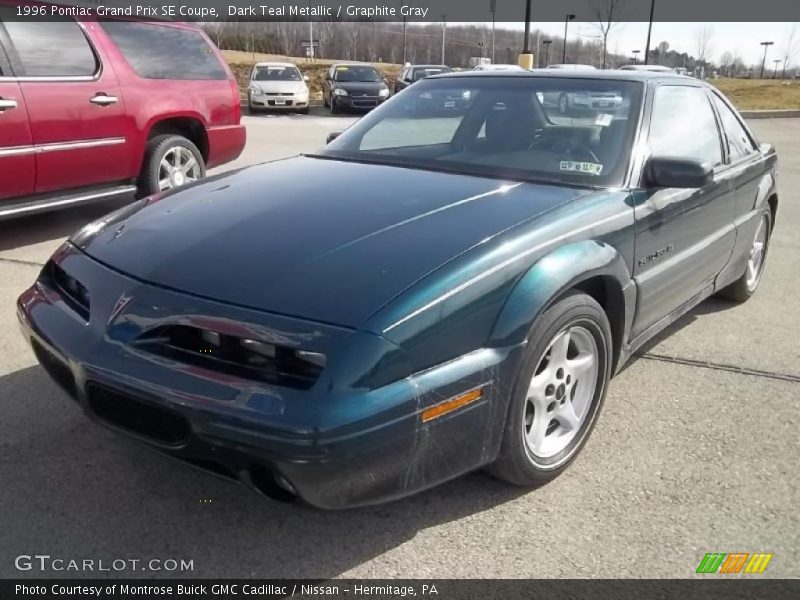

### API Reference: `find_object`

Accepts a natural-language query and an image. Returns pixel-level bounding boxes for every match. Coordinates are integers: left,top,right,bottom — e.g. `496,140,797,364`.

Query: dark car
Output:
19,71,777,509
322,63,390,113
0,4,245,219
394,64,453,93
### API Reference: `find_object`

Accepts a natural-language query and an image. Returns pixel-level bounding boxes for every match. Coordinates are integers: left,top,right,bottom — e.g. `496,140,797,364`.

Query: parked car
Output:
322,63,390,113
546,64,597,70
473,63,526,71
20,70,777,509
539,88,624,114
620,64,677,73
394,64,453,93
248,62,310,114
0,7,245,218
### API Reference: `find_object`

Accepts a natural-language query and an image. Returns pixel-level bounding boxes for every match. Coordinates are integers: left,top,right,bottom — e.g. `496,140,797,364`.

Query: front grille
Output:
32,339,77,400
268,99,294,107
265,92,293,97
87,383,190,446
45,262,90,320
133,325,325,390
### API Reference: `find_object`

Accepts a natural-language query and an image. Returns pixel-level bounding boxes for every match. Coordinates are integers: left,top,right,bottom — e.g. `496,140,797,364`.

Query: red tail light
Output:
231,79,242,123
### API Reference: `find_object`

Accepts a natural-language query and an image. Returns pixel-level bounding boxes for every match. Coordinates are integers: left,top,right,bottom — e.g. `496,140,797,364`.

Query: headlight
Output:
249,85,262,95
333,88,348,96
379,87,390,98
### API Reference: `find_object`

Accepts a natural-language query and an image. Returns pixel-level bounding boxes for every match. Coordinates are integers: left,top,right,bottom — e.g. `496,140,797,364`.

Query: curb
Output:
740,109,800,119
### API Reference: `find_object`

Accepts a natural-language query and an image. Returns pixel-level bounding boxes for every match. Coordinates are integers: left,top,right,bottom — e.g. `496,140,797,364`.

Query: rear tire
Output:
138,134,205,198
489,291,612,486
718,210,771,303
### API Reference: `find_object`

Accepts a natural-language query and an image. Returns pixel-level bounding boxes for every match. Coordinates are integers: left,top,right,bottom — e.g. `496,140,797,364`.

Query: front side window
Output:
100,21,226,80
334,66,381,82
649,85,722,166
711,93,758,162
253,66,302,81
321,77,643,187
3,19,96,77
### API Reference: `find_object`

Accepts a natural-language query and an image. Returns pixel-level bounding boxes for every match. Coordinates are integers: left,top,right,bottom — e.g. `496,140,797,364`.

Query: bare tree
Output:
780,24,798,78
591,0,625,69
694,26,714,77
720,51,733,77
656,40,669,65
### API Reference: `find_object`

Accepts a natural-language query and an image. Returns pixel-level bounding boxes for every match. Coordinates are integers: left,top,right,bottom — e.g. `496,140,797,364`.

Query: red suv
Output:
0,6,245,218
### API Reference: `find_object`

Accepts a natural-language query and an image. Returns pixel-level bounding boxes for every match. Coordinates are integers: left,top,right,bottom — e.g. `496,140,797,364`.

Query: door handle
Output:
0,98,18,112
89,94,118,106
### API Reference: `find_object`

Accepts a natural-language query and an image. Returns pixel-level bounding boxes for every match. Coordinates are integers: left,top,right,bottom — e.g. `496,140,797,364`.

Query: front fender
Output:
489,240,635,357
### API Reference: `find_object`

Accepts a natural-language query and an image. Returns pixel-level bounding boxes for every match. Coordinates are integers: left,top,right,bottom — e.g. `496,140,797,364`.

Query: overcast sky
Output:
495,22,798,65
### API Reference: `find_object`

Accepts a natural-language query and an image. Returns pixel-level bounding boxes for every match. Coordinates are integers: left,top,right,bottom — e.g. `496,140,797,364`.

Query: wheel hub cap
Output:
746,217,767,291
158,146,201,192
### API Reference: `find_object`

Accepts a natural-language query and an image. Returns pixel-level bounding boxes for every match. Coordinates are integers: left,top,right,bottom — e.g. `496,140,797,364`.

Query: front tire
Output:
489,291,612,486
718,210,771,303
330,97,341,114
138,134,205,198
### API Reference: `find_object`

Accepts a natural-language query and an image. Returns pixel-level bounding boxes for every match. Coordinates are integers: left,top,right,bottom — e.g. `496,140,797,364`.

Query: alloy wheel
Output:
158,146,202,191
746,215,768,291
523,325,599,459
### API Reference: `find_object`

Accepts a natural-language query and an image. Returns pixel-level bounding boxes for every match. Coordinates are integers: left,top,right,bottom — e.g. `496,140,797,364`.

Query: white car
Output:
619,64,677,73
545,64,597,70
248,62,311,114
473,64,526,71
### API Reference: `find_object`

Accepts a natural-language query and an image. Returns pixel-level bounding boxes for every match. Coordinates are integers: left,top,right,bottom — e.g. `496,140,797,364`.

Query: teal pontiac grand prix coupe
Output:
19,70,778,508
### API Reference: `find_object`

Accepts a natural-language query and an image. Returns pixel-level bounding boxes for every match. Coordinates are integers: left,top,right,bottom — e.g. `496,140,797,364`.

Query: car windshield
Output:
414,67,451,81
253,66,301,81
319,76,643,187
334,65,382,82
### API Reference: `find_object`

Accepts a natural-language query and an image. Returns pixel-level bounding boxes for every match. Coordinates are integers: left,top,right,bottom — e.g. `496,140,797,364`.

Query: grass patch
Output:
711,78,800,110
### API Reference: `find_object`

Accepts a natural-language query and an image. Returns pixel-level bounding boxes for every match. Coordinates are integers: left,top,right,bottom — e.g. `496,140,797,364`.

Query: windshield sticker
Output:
595,113,614,127
560,161,604,175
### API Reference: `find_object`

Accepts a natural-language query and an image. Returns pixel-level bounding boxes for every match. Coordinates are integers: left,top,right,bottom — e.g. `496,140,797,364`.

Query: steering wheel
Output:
529,136,600,164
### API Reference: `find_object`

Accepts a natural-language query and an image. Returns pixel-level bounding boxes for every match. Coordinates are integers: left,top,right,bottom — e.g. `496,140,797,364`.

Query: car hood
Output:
252,80,307,94
74,156,585,327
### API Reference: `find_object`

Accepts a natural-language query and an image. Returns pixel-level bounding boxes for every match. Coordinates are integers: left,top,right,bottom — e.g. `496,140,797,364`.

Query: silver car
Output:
248,62,311,114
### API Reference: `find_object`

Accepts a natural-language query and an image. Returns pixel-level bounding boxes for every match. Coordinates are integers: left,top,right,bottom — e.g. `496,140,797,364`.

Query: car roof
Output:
433,68,699,84
411,65,451,69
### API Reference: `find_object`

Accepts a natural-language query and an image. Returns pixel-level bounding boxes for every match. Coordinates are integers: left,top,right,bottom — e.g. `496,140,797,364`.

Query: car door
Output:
0,31,34,201
323,67,334,104
1,18,131,195
631,83,736,338
709,92,771,265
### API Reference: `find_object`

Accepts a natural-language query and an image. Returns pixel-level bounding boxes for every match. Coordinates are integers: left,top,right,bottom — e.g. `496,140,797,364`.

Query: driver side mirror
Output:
644,157,713,188
326,131,342,144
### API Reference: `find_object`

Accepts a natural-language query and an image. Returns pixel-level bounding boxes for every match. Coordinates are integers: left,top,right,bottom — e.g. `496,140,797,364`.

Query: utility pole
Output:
562,14,575,63
309,20,314,62
773,58,781,78
759,41,773,78
644,0,655,65
441,15,446,65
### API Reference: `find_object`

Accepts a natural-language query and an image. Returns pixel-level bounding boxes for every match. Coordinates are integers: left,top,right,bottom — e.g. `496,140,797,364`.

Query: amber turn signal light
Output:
421,388,483,423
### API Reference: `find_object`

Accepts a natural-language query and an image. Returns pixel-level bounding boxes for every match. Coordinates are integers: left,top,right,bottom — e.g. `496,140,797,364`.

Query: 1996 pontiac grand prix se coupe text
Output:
18,71,777,508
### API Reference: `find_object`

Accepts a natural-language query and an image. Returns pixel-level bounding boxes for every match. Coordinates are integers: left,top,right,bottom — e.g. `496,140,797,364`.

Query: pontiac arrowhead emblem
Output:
108,294,133,323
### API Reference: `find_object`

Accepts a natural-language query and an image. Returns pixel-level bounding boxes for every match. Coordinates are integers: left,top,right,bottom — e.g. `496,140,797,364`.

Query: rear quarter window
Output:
100,21,226,80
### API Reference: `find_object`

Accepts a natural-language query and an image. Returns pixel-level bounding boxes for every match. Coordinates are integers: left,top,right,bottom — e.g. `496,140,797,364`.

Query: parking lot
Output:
0,113,797,578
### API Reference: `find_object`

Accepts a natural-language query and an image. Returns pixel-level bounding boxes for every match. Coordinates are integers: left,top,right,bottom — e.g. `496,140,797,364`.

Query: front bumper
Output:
249,94,309,110
333,95,388,110
18,245,519,509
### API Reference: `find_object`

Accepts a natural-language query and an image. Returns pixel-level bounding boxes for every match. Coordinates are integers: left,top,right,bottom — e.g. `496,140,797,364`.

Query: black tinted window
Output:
3,20,97,77
100,21,226,80
649,86,722,166
711,94,757,161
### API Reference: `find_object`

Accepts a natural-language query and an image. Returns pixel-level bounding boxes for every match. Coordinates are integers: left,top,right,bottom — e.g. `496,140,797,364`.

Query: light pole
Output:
441,15,446,65
759,41,773,79
490,0,496,64
773,58,781,78
522,0,532,54
644,0,655,65
562,14,575,63
542,39,552,67
632,49,641,64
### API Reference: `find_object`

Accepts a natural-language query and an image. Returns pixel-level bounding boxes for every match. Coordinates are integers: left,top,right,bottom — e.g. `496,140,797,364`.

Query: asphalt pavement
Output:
0,111,797,579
